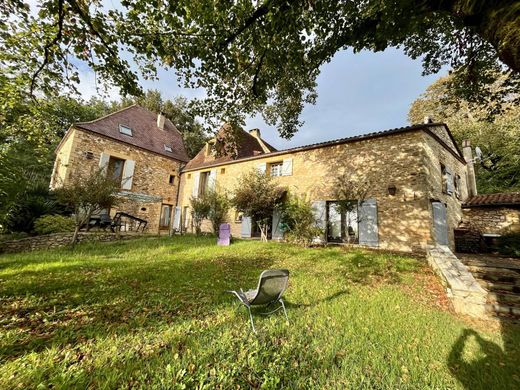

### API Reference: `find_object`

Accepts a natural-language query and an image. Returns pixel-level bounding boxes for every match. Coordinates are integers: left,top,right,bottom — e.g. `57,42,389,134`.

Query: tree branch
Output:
221,1,272,48
30,0,64,95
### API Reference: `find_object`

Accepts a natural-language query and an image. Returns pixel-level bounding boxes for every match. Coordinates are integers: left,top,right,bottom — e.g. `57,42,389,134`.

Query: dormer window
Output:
164,144,173,152
119,124,133,136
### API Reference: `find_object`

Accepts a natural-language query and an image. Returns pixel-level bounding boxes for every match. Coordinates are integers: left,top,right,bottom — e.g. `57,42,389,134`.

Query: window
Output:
326,201,359,243
169,175,175,185
235,211,243,222
440,164,447,194
108,156,125,184
269,162,283,177
187,173,192,179
199,171,210,196
84,151,94,160
220,167,226,174
164,144,173,153
119,124,133,136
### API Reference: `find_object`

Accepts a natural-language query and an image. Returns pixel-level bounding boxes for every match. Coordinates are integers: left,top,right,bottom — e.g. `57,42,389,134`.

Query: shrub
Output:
190,195,211,235
280,195,322,247
496,233,520,257
205,187,231,234
34,215,76,235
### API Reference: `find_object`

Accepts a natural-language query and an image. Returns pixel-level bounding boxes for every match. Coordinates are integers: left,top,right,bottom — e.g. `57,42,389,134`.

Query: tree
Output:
232,169,285,241
205,187,231,234
279,194,322,247
2,1,518,139
332,174,372,244
55,168,120,245
409,74,520,193
116,90,208,158
189,195,210,235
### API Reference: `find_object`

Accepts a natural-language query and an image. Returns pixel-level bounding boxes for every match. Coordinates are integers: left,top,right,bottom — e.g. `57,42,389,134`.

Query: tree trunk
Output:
71,225,80,247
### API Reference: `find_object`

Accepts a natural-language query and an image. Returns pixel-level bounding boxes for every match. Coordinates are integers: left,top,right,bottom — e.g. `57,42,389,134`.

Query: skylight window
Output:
119,124,133,136
164,144,173,152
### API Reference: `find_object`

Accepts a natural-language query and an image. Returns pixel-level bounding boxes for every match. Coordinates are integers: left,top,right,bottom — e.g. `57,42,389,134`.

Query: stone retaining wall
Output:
0,232,145,254
426,245,487,318
462,207,520,235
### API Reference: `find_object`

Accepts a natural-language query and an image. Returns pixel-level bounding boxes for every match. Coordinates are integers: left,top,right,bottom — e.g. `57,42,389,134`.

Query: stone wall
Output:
0,232,144,254
178,128,468,252
462,207,520,235
51,128,183,233
422,129,470,248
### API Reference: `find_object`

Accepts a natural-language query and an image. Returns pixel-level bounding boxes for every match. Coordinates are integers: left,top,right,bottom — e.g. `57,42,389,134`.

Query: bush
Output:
34,215,76,235
496,233,520,257
280,195,322,247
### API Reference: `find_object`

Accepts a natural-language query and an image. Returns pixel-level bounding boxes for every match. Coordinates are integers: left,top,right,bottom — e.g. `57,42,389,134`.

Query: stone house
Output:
50,105,189,233
177,122,474,252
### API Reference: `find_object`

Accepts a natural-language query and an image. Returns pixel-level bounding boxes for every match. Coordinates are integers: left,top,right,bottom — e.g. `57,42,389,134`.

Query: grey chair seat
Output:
228,269,289,333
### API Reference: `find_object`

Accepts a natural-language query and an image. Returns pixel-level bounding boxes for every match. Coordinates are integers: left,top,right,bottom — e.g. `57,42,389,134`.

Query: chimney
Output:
462,139,477,197
249,128,261,139
157,113,166,130
423,116,433,124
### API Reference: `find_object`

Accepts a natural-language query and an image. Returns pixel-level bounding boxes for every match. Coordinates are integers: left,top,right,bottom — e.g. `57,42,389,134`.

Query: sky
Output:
77,48,446,150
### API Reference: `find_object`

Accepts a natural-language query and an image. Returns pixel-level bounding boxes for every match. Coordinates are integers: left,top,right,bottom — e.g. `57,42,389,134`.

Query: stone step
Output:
485,303,520,319
476,279,520,294
472,271,520,285
487,291,520,306
461,258,520,271
466,265,520,277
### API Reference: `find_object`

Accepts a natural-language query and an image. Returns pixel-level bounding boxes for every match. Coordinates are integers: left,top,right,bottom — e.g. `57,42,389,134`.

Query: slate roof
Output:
184,125,277,170
183,122,461,172
463,192,520,208
74,105,189,162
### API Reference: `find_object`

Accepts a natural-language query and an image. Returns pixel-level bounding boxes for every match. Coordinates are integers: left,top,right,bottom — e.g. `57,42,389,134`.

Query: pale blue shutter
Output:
311,201,326,243
208,169,217,189
99,152,110,176
172,206,181,231
432,201,448,245
272,210,283,240
359,198,379,247
446,167,453,195
192,172,200,197
121,159,135,190
241,216,252,238
257,163,267,174
281,158,293,176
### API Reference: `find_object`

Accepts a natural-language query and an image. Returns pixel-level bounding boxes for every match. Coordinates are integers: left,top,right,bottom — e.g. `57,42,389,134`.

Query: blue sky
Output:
78,48,445,150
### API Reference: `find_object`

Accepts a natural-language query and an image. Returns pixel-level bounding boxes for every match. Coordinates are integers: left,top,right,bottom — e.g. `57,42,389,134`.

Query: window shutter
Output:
99,152,110,175
359,198,379,247
209,169,217,189
445,167,453,195
311,200,326,243
192,172,200,197
272,210,283,240
257,163,267,174
432,201,449,245
281,158,293,176
172,206,181,231
241,216,252,238
121,159,135,190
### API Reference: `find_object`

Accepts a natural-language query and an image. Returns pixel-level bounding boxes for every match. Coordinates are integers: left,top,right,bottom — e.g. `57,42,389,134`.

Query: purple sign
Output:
218,223,231,246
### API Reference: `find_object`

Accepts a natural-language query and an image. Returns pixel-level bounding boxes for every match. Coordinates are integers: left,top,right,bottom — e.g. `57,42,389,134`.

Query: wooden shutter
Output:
311,200,326,243
208,169,217,189
241,216,252,238
272,210,283,240
281,158,293,176
445,167,453,195
192,172,200,197
432,201,449,245
121,159,135,190
257,163,267,174
99,152,110,175
359,198,379,247
172,206,181,231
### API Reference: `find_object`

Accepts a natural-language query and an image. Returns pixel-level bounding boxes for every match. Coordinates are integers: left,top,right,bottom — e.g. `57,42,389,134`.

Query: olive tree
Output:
232,169,285,242
55,168,120,245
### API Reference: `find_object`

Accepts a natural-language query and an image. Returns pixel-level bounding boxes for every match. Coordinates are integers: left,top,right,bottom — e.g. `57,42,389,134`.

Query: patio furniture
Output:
228,269,289,333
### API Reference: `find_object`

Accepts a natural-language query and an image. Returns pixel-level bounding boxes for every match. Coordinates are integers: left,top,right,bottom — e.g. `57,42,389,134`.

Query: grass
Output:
0,236,519,389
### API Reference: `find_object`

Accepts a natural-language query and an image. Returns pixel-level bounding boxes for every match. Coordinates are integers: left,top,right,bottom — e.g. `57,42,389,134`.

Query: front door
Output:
432,201,449,245
160,204,172,230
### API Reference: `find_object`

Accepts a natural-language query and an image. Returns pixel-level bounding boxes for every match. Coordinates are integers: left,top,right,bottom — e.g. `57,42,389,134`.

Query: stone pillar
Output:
462,140,477,197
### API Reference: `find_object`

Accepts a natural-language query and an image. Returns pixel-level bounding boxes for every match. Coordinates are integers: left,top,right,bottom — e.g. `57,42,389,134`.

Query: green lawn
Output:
0,236,518,389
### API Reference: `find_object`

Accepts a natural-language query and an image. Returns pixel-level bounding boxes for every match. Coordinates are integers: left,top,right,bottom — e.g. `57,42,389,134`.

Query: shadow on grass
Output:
448,324,520,389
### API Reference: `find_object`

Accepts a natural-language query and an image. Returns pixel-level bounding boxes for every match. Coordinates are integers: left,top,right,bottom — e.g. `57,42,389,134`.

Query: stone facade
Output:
461,207,520,235
51,128,183,233
178,125,471,252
